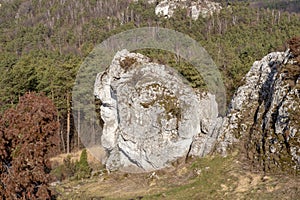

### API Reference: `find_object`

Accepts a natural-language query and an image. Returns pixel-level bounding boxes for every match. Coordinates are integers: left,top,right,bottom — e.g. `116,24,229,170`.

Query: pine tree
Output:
75,149,91,180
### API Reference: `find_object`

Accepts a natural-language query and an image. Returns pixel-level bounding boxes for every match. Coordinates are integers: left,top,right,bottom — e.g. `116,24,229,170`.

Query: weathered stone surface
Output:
216,50,300,173
188,92,223,157
94,49,219,171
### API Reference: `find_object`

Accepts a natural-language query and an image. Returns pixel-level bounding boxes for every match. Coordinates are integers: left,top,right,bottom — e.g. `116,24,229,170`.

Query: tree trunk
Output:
77,108,81,150
59,115,65,153
66,93,71,154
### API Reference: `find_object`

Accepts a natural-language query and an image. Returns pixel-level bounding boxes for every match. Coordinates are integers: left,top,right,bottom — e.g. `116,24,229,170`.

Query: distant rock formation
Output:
94,49,219,172
217,50,300,173
135,0,222,20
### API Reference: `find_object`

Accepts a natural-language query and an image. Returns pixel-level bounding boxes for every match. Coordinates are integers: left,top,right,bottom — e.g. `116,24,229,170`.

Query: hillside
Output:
0,0,299,199
1,0,300,155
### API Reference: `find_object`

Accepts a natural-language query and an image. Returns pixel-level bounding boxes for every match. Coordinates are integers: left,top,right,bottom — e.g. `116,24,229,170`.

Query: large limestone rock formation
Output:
217,50,300,173
94,49,219,172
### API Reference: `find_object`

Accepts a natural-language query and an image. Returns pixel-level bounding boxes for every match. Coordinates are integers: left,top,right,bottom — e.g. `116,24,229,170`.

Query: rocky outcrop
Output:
138,0,222,20
217,50,300,173
94,49,219,172
94,48,299,173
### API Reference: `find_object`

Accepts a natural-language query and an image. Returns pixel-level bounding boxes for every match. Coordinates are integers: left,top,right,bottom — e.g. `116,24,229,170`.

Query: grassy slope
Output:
53,151,299,200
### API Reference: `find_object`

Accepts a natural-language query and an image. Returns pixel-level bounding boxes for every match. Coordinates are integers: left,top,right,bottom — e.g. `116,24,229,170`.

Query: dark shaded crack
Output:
270,89,292,154
246,61,278,171
142,148,159,169
119,146,144,170
200,121,207,134
185,138,194,162
110,85,121,124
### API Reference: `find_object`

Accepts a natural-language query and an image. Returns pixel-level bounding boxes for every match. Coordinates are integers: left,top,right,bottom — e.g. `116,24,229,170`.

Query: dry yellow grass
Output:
50,146,106,169
52,152,300,200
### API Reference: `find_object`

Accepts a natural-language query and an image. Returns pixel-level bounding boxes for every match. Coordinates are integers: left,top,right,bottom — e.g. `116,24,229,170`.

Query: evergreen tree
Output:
75,149,91,180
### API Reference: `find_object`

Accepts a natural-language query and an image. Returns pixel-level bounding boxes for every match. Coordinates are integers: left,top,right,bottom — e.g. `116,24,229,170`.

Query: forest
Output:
1,0,300,154
0,0,300,198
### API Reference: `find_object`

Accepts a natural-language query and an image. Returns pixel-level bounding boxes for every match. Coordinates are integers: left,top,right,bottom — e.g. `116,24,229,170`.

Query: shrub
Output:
63,155,77,179
75,149,92,180
51,151,92,181
288,36,300,61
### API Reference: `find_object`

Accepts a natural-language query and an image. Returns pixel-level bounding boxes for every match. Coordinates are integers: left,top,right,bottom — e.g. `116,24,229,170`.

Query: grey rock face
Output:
216,50,300,173
188,92,223,157
94,49,219,171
